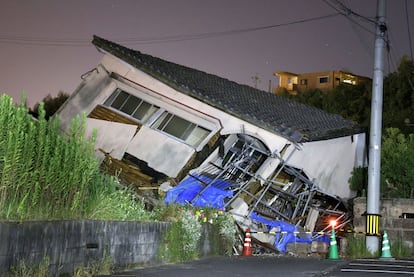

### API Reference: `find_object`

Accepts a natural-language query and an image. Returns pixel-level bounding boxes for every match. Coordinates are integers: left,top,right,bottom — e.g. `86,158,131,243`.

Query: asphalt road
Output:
100,255,346,277
329,258,414,276
98,256,414,277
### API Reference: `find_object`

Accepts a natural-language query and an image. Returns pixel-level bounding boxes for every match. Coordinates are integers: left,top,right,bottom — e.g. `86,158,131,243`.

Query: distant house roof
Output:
92,35,364,143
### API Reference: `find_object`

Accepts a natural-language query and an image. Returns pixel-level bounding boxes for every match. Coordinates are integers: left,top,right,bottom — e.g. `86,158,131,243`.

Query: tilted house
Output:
57,36,366,218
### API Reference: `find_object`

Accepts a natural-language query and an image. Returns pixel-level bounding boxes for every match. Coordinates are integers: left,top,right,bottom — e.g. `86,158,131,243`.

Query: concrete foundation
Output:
353,197,414,245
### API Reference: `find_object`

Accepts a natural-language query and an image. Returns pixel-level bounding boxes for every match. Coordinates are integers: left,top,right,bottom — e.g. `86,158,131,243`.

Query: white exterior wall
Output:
286,133,366,199
98,54,290,153
60,54,288,178
85,118,136,161
126,126,195,177
60,52,366,196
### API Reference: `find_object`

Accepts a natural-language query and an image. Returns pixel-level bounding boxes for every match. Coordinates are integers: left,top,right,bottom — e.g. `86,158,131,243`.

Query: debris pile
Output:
165,134,350,254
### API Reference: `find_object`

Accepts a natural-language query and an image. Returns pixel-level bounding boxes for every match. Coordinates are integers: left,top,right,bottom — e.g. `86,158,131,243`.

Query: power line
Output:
331,0,376,24
405,0,413,61
322,0,376,35
116,13,342,44
0,12,341,47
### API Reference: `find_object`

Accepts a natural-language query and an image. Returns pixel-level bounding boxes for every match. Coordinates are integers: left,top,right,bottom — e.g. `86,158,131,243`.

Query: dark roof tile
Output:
92,35,364,143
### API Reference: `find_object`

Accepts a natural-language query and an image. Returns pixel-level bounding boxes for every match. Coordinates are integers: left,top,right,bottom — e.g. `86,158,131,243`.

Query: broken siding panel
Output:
175,131,221,181
85,118,136,161
88,104,142,131
126,126,195,178
100,150,154,187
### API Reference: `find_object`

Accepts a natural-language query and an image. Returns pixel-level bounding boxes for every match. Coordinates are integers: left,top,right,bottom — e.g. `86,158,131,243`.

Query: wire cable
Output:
322,0,375,35
405,0,413,61
0,12,341,46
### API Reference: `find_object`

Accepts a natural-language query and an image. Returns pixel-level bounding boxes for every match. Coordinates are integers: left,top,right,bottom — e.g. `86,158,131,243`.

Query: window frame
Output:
151,110,211,147
318,76,329,84
103,88,160,124
103,88,212,148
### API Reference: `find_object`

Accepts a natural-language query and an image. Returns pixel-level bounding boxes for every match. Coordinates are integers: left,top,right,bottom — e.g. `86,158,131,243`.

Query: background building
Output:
274,70,371,94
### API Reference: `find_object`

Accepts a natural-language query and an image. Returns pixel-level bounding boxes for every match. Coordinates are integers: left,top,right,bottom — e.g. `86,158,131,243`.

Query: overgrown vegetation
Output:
4,255,112,277
279,56,414,135
389,236,414,258
345,234,379,258
0,94,153,221
30,91,69,120
72,254,112,277
346,234,414,259
277,57,414,198
156,205,237,263
348,128,414,198
0,94,238,274
381,128,414,198
5,257,50,277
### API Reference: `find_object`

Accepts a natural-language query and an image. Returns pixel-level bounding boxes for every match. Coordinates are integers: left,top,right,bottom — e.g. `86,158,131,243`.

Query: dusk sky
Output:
1,0,413,106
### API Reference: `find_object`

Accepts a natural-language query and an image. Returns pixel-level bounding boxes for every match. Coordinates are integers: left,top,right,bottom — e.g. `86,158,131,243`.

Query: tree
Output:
31,91,69,120
381,128,414,198
294,89,327,110
279,57,414,135
383,56,414,134
348,166,368,197
282,82,372,129
325,83,371,127
277,57,414,198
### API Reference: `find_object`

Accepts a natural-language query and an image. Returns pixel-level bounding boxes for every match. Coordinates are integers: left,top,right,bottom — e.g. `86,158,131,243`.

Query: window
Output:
104,89,159,123
104,88,212,147
152,111,210,147
319,76,329,84
300,79,308,85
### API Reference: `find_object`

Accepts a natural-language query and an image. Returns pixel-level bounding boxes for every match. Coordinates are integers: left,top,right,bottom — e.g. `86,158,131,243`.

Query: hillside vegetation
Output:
0,94,152,221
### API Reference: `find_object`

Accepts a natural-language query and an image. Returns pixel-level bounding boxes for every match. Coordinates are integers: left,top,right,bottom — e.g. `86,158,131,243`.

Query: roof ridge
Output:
92,35,363,142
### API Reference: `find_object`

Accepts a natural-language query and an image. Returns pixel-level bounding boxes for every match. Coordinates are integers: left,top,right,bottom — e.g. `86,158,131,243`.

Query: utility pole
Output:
366,0,387,254
268,80,272,93
252,74,260,89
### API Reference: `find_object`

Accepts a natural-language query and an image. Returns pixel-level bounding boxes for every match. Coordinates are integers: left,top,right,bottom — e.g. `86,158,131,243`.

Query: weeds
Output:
0,95,237,273
4,255,113,277
346,233,414,259
0,94,152,221
73,254,112,277
345,234,379,258
390,236,414,258
5,257,50,277
157,205,237,262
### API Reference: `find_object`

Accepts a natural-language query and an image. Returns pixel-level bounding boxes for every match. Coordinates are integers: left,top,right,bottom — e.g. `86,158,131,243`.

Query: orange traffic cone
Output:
242,228,252,256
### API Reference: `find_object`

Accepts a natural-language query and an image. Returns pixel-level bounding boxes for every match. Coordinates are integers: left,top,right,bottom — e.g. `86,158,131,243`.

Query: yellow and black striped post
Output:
366,213,380,236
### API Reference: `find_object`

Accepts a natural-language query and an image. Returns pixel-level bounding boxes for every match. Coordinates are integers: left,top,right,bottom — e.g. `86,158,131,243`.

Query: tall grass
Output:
0,94,152,221
4,255,112,277
156,205,237,262
389,236,414,258
345,234,378,258
346,233,414,259
5,257,50,277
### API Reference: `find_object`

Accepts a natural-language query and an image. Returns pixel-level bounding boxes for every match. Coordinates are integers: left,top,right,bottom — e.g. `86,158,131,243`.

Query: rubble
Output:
165,133,351,254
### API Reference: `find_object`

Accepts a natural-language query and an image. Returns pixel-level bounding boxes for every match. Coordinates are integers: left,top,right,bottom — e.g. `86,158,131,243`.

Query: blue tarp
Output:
165,175,330,252
250,212,329,252
164,174,234,209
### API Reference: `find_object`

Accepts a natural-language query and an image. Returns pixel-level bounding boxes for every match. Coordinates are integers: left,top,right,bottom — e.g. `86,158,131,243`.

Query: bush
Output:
349,128,414,198
157,205,237,262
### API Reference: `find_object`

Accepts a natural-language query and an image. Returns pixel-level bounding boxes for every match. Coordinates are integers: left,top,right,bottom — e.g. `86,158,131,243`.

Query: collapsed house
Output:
57,35,366,252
